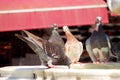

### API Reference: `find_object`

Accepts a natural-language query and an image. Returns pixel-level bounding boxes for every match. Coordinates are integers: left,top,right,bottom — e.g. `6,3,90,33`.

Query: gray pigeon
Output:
85,17,115,63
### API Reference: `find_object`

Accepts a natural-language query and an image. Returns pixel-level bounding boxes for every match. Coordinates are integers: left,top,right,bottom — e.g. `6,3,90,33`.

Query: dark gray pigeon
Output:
85,17,115,63
15,30,71,67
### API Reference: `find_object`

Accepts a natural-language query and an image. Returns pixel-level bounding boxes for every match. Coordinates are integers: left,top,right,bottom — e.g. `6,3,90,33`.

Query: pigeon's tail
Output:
15,33,29,43
21,30,44,48
109,50,118,62
22,30,43,41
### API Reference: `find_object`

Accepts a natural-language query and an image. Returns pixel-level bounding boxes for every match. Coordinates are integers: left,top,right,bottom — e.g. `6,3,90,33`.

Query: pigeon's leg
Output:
73,61,82,64
39,56,55,68
93,61,100,64
38,57,45,66
40,55,55,68
88,48,98,63
92,48,100,64
101,48,111,63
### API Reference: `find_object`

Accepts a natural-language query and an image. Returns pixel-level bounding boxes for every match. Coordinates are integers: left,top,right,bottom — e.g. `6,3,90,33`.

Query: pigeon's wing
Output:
15,33,53,66
85,38,97,62
105,34,118,59
105,35,114,55
78,41,83,59
78,41,83,55
105,34,113,56
105,35,111,49
45,41,70,65
112,43,120,61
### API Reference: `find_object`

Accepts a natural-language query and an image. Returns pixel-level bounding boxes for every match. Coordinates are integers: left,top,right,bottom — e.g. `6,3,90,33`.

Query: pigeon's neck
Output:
95,25,99,31
49,30,59,41
95,23,104,32
65,30,77,41
51,30,58,36
98,24,104,33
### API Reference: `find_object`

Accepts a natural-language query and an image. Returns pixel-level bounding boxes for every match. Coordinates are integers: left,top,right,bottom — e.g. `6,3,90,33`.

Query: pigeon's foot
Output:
74,61,82,64
47,60,55,68
47,64,55,68
69,61,82,68
93,62,100,64
48,65,69,69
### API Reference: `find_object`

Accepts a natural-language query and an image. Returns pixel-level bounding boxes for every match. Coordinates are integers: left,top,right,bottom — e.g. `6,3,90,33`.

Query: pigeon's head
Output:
96,16,102,24
63,26,69,32
51,24,58,30
95,16,102,31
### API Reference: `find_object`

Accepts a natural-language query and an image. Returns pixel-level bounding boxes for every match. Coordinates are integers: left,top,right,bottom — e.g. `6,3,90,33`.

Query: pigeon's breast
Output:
90,32,108,49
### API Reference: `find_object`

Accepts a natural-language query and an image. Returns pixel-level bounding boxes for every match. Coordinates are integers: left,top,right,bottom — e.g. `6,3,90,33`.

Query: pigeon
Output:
85,16,115,63
63,26,83,64
15,30,71,67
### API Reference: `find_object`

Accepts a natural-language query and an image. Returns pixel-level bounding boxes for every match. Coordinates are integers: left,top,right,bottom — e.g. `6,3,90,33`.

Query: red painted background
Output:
0,0,108,32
